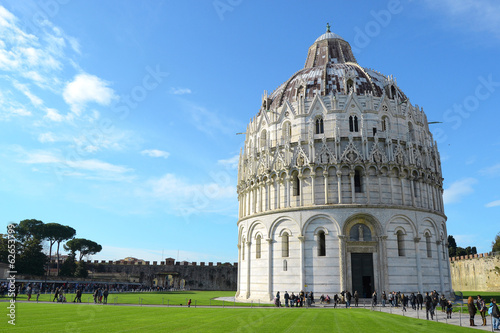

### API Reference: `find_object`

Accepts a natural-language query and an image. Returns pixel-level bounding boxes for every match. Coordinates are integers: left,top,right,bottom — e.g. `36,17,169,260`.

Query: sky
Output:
0,0,499,263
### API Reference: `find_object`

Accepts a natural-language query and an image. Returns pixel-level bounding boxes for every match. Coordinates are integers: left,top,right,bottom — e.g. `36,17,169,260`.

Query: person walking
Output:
346,291,352,308
382,291,387,307
52,287,59,302
416,291,423,310
354,291,359,307
468,296,477,326
490,298,500,330
372,290,377,307
425,292,434,320
284,291,289,307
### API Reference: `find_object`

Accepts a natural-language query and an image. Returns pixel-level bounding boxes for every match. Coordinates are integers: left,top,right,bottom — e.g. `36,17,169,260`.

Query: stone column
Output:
311,172,316,205
323,171,329,204
286,176,291,208
236,244,241,297
266,238,273,301
256,185,261,213
380,236,389,292
400,177,406,206
426,182,432,210
414,237,423,292
389,175,394,204
298,235,305,290
350,170,355,204
378,173,383,204
365,172,371,204
337,170,342,204
265,180,270,211
299,175,304,206
277,179,281,209
246,240,251,298
338,235,346,292
410,179,416,207
436,240,444,293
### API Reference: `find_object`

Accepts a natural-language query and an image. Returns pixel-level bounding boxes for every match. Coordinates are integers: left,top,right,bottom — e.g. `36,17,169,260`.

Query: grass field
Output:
5,291,242,306
1,302,478,332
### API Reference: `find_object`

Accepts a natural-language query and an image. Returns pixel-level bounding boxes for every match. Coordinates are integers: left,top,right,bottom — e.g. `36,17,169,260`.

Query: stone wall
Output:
449,253,500,291
43,259,238,291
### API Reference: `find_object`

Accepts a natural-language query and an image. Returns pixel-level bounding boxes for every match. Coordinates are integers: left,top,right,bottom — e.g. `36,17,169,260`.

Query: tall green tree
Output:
11,220,47,275
44,223,76,275
55,225,76,274
65,238,102,261
493,232,500,253
448,235,457,257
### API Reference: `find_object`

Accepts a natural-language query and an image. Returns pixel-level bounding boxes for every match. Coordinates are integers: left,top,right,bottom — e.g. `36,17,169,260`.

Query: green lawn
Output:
459,291,500,301
2,291,273,307
1,302,477,332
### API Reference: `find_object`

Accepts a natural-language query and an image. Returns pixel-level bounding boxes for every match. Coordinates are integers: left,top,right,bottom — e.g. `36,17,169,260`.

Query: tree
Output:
10,220,47,275
65,238,102,261
13,219,45,243
59,253,77,277
448,235,457,257
54,225,76,274
43,223,77,275
17,239,47,275
493,232,500,253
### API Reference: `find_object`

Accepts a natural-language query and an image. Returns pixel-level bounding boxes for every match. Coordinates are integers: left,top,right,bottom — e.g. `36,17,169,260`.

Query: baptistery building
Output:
236,26,452,301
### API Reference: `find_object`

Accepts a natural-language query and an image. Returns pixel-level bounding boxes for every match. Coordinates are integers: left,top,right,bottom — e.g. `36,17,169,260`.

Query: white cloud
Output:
141,149,170,159
218,154,239,170
170,87,192,95
44,108,64,122
63,73,116,115
12,81,43,106
480,163,500,177
38,132,57,143
20,149,133,181
485,200,500,208
443,178,477,204
424,0,500,39
144,173,236,216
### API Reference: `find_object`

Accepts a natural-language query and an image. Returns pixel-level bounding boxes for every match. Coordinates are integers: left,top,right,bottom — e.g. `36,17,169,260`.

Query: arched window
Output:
283,122,291,141
391,85,397,98
397,230,405,256
256,235,261,259
381,116,389,132
349,116,358,132
413,178,419,198
282,232,289,257
349,223,372,241
315,117,324,134
292,174,300,196
283,259,287,271
425,232,432,258
346,79,354,93
260,130,267,148
317,230,326,256
354,169,362,193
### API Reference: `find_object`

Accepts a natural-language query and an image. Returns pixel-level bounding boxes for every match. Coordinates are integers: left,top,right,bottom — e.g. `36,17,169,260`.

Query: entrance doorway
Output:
351,253,374,298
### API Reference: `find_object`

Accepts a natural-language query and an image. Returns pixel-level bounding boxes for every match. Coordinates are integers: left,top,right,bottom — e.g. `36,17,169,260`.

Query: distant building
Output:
236,26,451,301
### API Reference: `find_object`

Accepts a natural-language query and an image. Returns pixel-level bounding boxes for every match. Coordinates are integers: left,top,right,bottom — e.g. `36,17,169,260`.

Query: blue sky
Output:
0,0,499,263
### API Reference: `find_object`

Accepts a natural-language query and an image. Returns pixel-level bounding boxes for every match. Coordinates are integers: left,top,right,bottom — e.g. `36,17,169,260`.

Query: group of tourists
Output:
467,295,500,329
275,291,315,307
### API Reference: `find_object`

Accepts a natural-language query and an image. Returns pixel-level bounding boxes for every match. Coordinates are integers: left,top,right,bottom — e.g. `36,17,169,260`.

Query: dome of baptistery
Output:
236,25,451,303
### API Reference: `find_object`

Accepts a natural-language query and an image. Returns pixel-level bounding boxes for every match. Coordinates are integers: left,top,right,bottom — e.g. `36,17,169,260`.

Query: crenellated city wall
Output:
449,253,500,291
